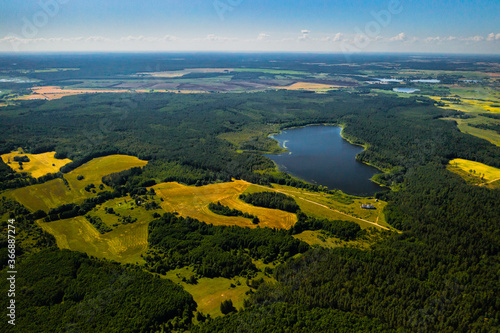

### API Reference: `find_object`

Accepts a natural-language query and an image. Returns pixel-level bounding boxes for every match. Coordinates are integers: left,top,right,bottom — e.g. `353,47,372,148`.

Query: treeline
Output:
193,303,395,333
146,213,309,277
290,212,364,241
208,202,258,223
43,190,122,222
468,122,500,134
0,158,64,191
0,249,197,332
85,215,112,234
239,192,300,213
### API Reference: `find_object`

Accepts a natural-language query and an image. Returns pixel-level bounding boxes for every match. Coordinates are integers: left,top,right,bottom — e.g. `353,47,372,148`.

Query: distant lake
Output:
266,125,383,196
393,88,420,93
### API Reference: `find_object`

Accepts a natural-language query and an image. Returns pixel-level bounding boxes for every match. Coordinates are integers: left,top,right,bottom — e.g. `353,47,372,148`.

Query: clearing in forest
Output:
448,158,500,188
152,180,297,229
5,155,147,212
38,215,149,264
1,150,72,178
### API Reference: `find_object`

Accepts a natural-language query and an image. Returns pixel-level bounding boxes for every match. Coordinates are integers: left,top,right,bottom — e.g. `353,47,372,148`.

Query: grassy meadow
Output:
1,150,72,178
448,158,500,189
152,180,297,229
161,262,275,318
5,155,147,212
38,215,149,264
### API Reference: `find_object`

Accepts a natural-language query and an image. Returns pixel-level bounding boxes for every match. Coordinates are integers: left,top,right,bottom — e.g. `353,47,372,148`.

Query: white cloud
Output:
205,34,237,42
464,35,484,42
257,33,270,41
389,32,407,42
487,33,500,41
86,36,111,42
299,30,311,40
332,33,344,42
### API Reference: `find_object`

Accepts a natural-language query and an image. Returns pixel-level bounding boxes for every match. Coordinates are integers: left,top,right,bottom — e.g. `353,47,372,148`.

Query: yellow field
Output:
1,150,72,178
38,216,149,264
430,96,500,113
275,82,341,91
5,155,147,212
153,180,297,229
16,86,133,101
449,159,500,183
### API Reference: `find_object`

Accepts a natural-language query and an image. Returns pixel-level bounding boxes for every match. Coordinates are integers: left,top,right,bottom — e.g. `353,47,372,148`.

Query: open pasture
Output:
448,158,500,186
5,155,147,212
153,180,297,229
1,150,72,178
38,215,149,264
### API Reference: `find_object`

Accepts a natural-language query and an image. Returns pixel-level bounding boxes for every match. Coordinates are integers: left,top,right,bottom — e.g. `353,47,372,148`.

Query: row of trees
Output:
239,192,300,213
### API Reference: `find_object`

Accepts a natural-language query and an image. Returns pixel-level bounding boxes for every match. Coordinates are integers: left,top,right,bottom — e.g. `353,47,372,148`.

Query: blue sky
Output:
1,0,499,53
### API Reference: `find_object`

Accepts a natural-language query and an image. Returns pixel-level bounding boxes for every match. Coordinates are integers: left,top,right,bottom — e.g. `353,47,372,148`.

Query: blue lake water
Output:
393,88,420,93
266,125,383,196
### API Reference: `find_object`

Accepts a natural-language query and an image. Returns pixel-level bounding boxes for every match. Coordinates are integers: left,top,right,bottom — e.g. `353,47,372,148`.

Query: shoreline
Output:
265,123,388,197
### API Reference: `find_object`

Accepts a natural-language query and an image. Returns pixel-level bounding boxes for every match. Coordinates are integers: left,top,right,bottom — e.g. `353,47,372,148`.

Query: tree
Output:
220,299,236,315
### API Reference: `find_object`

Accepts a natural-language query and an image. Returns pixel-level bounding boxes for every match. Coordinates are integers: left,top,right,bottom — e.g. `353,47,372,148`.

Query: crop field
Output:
38,215,149,264
275,82,342,91
244,184,390,230
429,96,500,113
448,158,500,187
153,180,297,229
5,155,147,212
15,86,133,101
1,150,72,178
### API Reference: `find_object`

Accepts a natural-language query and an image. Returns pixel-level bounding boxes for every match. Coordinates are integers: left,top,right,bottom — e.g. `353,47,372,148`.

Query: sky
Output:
0,0,499,54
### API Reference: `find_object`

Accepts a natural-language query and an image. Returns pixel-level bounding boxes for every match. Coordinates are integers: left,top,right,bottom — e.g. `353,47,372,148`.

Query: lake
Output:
266,125,383,196
393,88,420,93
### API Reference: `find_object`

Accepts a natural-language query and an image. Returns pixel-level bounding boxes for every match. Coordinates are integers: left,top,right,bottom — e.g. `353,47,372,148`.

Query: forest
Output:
1,72,499,332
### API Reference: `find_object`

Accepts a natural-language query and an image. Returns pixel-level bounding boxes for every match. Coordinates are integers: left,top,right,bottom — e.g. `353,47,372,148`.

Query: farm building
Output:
361,204,376,209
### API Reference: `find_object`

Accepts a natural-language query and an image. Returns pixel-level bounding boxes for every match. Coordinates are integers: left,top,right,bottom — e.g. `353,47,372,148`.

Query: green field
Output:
244,183,391,230
38,215,149,264
162,261,275,318
5,155,147,212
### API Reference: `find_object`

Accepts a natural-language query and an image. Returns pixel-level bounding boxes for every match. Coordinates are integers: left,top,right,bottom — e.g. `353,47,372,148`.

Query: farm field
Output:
152,180,297,229
1,150,72,178
448,158,500,188
275,82,342,91
15,86,134,101
38,215,149,264
5,155,147,212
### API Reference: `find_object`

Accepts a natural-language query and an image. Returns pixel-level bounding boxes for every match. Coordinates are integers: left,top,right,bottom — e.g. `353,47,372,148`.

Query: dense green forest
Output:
239,192,300,213
0,250,197,332
1,74,500,332
145,213,310,277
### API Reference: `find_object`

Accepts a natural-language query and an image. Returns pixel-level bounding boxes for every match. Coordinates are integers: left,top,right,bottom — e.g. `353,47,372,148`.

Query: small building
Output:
361,204,376,210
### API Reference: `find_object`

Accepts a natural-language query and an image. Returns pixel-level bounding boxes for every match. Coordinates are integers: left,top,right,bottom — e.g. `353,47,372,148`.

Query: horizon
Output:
1,0,499,54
